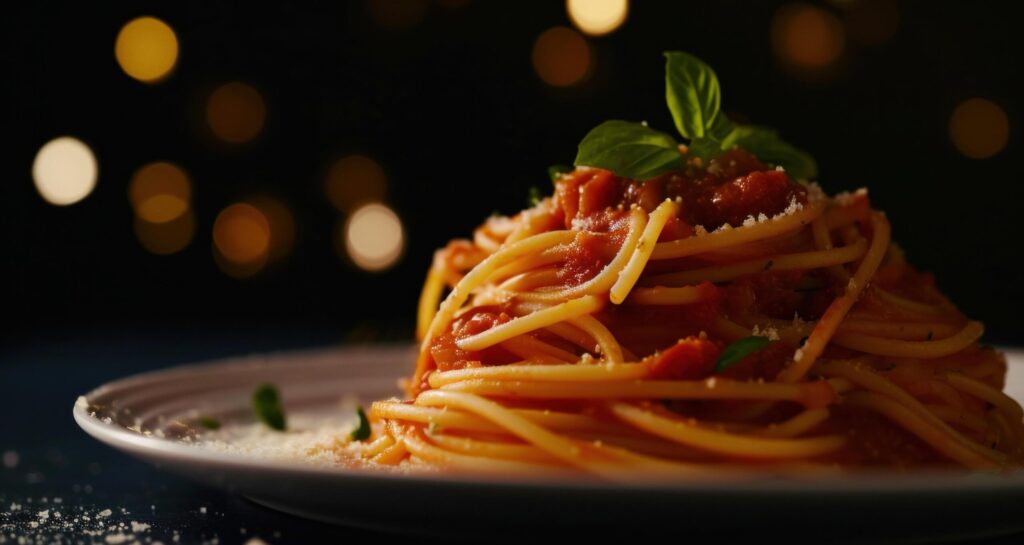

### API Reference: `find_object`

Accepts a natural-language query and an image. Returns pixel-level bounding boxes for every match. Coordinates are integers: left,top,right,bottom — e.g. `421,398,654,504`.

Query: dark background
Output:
1,2,1022,542
3,0,1021,345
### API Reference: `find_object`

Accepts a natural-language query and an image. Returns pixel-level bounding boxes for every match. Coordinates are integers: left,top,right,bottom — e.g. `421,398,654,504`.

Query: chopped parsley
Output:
252,384,287,431
714,336,772,373
197,416,221,430
350,406,371,441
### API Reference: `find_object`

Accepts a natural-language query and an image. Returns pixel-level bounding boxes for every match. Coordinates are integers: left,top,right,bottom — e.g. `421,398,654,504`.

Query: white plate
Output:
74,345,1024,542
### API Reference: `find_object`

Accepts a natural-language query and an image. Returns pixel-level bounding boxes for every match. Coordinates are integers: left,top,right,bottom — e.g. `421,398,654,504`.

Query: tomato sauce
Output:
555,149,808,234
646,337,722,381
429,306,520,372
430,149,816,372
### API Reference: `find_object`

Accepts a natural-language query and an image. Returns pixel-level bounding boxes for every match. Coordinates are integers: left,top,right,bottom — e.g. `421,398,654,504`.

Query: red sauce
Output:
825,405,949,467
430,149,816,371
557,214,629,287
717,341,792,381
429,306,519,372
555,149,808,233
646,337,722,381
723,271,837,322
597,292,722,358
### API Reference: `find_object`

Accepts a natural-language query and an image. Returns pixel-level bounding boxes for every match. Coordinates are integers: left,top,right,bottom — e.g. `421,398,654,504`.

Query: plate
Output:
74,345,1024,542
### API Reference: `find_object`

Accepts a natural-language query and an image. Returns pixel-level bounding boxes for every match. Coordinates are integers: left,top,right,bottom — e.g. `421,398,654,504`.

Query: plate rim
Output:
74,344,1024,496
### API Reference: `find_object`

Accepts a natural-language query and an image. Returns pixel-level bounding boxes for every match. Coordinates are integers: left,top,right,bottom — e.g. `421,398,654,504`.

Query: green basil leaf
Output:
664,51,722,139
686,137,723,162
197,416,221,430
724,126,818,180
714,336,772,373
350,406,371,441
252,384,287,431
686,116,737,161
574,120,684,180
548,164,572,181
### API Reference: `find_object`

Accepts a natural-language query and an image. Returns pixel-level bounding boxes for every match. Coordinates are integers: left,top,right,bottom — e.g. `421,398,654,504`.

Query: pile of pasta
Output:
360,158,1023,477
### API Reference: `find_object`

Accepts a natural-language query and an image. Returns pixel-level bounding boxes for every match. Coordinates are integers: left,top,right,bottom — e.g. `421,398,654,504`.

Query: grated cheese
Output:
751,325,780,341
834,187,868,206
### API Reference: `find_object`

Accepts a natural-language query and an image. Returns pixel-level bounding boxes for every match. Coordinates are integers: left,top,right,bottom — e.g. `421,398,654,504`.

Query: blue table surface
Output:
1,327,1022,544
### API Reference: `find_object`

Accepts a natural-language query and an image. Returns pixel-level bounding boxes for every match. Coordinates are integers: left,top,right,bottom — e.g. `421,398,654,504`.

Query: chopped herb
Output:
927,331,934,341
763,259,774,271
547,164,571,181
574,51,817,180
350,406,371,441
527,186,544,206
251,384,286,431
798,336,810,347
197,416,221,430
714,336,772,373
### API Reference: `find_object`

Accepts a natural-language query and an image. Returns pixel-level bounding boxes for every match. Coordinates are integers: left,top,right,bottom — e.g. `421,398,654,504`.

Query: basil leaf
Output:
686,137,723,162
724,126,818,179
664,51,722,140
714,336,772,373
548,164,571,181
197,416,221,430
252,384,287,431
350,406,371,441
574,120,684,180
707,116,736,141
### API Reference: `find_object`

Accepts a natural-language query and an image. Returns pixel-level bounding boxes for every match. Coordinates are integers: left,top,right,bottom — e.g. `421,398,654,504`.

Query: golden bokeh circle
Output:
950,98,1010,160
771,4,845,73
114,16,179,83
129,161,191,224
206,82,266,144
325,155,388,213
531,27,592,87
213,203,271,267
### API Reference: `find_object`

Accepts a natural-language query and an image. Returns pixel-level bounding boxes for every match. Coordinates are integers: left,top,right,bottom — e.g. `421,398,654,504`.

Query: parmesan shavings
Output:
834,187,869,206
751,325,780,341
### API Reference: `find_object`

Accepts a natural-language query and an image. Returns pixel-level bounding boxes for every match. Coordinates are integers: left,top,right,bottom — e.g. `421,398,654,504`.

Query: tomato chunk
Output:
647,337,723,381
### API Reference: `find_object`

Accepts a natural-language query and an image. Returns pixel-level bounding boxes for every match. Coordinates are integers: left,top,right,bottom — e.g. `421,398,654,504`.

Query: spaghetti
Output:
351,53,1023,477
353,155,1023,476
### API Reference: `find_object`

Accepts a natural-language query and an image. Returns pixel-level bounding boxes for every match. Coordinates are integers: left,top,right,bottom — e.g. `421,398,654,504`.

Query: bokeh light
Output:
32,136,99,206
206,82,266,144
114,16,179,83
134,209,195,255
213,203,271,277
367,0,428,30
949,98,1010,160
771,4,845,75
566,0,629,37
340,203,405,272
129,161,191,223
325,155,388,213
248,196,296,262
531,27,591,87
841,0,899,46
